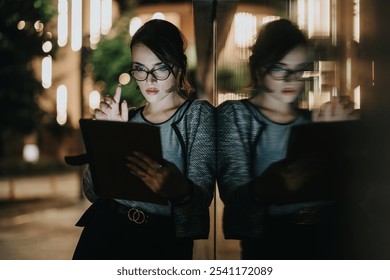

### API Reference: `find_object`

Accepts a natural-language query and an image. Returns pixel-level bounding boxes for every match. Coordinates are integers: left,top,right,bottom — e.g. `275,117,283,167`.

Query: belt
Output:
291,208,321,224
268,208,322,225
107,199,172,226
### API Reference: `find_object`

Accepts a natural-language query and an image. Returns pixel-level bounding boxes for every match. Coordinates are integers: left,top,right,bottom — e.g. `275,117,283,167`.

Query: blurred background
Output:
1,0,390,260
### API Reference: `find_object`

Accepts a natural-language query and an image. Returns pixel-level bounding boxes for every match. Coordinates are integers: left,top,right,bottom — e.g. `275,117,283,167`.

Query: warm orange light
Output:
23,144,39,163
152,12,165,20
129,17,142,37
17,20,26,30
119,73,131,85
89,90,101,110
42,41,52,53
34,20,44,32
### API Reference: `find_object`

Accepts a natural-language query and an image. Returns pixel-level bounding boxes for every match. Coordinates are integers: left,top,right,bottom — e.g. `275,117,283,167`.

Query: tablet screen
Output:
79,119,168,205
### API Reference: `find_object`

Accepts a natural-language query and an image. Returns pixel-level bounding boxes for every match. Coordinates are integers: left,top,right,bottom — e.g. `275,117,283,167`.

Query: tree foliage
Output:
89,34,144,106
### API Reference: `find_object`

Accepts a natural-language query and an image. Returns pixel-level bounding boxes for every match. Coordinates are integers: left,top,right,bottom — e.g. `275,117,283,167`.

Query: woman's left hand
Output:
127,151,190,200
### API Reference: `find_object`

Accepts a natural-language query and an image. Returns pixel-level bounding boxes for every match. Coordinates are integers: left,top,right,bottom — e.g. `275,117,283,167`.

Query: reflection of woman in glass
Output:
217,19,354,259
73,19,216,260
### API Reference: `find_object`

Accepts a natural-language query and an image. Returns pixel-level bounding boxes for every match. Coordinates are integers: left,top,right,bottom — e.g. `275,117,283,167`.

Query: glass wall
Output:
192,0,390,259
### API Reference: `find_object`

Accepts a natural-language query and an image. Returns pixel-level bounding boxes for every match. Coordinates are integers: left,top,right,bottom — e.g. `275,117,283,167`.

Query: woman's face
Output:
131,43,178,104
262,45,310,104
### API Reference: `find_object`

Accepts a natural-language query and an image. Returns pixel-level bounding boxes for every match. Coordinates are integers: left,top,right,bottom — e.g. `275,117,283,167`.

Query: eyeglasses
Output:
128,65,172,81
267,65,314,81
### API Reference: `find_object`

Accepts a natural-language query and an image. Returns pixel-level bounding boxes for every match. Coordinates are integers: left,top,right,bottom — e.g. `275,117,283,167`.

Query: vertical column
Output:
357,0,390,259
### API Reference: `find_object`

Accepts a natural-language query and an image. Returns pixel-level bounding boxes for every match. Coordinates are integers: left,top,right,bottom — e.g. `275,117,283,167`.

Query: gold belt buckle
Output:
127,208,147,224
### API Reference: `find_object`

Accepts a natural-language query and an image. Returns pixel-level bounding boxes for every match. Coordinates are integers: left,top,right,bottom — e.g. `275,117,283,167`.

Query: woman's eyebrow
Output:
274,62,311,69
273,62,286,67
132,62,165,67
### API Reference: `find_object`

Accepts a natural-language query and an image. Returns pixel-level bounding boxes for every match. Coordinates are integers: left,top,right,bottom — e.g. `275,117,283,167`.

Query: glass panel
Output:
212,0,378,259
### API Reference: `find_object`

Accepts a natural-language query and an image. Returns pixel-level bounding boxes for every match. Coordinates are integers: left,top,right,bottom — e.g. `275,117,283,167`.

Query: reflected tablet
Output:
79,119,168,205
286,120,363,160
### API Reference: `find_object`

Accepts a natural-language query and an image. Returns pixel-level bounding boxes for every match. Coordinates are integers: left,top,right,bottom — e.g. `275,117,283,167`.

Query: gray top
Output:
243,100,308,177
217,99,311,238
243,100,324,216
116,101,189,215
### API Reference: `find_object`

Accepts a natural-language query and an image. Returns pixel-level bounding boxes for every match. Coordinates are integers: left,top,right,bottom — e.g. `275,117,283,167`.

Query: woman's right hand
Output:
312,96,359,122
94,84,129,121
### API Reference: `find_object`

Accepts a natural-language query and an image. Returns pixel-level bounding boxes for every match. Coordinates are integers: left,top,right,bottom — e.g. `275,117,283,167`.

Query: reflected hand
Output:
94,84,129,121
279,157,323,192
126,151,190,200
312,96,359,122
252,157,332,204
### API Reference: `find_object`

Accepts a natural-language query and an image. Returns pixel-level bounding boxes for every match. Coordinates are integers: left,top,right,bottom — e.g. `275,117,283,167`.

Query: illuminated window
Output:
353,0,360,43
101,0,112,35
90,0,101,45
71,0,82,51
346,57,351,90
354,86,360,109
56,85,68,125
234,13,257,48
57,0,68,47
262,16,280,25
297,0,330,38
42,55,52,89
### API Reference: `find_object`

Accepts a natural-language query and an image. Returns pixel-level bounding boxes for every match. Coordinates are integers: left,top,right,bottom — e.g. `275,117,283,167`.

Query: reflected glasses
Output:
129,65,172,81
267,65,314,81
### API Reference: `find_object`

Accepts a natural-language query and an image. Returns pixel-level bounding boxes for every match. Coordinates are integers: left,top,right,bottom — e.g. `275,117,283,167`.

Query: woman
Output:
217,19,355,259
73,19,216,260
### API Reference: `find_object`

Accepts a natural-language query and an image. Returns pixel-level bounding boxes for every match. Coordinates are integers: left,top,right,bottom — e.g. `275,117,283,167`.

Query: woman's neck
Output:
143,93,186,123
249,91,298,123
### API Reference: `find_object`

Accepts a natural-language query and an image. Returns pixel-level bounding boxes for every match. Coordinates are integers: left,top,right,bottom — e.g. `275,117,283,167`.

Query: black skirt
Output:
241,204,341,260
72,198,193,260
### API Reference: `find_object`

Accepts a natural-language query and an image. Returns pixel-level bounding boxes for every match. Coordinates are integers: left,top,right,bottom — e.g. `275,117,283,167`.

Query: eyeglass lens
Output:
129,66,171,81
270,67,305,80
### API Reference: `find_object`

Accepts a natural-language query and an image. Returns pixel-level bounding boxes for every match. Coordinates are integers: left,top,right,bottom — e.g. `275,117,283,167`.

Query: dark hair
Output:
249,19,308,90
130,19,193,95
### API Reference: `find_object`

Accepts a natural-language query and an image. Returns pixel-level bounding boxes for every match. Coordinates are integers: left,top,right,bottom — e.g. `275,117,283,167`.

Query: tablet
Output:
79,119,168,205
286,120,363,160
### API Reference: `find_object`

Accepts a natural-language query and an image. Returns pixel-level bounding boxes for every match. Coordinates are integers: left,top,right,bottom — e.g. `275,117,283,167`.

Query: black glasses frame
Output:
128,65,173,82
267,67,307,81
267,63,315,81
